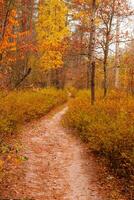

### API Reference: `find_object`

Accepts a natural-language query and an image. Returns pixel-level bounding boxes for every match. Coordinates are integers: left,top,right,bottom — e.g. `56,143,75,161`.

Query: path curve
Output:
2,107,103,200
22,107,102,200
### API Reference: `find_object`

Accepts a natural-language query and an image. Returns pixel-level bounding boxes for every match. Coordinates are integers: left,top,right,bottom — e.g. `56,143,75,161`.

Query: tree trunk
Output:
88,0,96,105
103,47,108,97
130,68,134,95
14,68,31,89
91,61,95,104
103,60,107,97
48,69,52,87
115,16,120,89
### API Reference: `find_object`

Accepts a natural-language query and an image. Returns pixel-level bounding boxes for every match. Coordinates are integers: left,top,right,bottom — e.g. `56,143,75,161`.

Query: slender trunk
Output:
91,61,95,104
88,0,96,105
14,68,31,89
130,68,134,95
115,16,120,89
103,47,108,97
103,60,107,97
48,69,52,87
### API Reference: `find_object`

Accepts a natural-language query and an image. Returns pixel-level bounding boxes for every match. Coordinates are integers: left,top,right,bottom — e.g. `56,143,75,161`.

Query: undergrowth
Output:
63,90,134,198
0,88,67,178
0,88,67,141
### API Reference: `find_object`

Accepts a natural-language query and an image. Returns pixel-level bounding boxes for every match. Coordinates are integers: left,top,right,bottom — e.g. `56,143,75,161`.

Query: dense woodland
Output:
0,0,134,199
0,0,134,93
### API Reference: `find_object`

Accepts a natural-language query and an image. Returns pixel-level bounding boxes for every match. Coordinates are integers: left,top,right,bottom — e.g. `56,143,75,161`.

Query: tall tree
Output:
114,15,120,89
36,0,69,70
0,0,14,63
97,0,130,97
88,0,96,104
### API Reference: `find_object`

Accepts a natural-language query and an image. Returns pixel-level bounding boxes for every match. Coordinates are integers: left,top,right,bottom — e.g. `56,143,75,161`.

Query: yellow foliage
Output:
36,0,69,69
64,90,134,193
0,88,67,137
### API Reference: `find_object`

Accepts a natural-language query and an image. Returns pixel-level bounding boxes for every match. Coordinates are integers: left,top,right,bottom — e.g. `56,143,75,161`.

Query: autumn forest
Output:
0,0,134,199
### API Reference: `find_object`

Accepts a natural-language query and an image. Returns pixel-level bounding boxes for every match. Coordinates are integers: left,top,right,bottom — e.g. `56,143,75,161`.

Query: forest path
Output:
3,107,103,200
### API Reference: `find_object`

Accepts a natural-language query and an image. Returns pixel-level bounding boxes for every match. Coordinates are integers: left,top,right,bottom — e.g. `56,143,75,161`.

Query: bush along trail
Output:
64,90,134,200
0,88,67,138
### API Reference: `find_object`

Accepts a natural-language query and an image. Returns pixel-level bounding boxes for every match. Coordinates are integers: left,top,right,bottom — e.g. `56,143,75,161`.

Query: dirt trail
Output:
3,107,103,200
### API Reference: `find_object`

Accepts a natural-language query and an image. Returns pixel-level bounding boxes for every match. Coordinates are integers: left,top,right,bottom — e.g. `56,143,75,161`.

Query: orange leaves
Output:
17,30,37,56
0,6,37,67
0,9,18,62
18,31,30,38
73,0,86,4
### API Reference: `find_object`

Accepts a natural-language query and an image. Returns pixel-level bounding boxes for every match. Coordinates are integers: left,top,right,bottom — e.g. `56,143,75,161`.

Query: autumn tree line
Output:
0,0,134,102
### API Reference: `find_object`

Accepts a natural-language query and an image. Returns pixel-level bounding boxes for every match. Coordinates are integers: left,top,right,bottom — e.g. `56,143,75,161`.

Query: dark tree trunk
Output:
103,61,107,97
103,43,109,98
91,61,96,104
14,68,31,89
88,0,96,105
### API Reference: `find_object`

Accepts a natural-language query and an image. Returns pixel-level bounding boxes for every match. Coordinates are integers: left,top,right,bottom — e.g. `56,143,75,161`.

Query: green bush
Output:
64,90,134,192
0,88,67,140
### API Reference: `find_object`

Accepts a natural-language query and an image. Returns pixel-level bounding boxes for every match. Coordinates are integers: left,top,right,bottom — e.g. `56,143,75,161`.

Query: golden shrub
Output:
0,88,67,139
64,90,134,192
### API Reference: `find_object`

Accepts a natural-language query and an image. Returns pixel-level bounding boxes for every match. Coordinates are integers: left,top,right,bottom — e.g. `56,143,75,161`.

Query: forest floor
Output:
0,106,127,200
